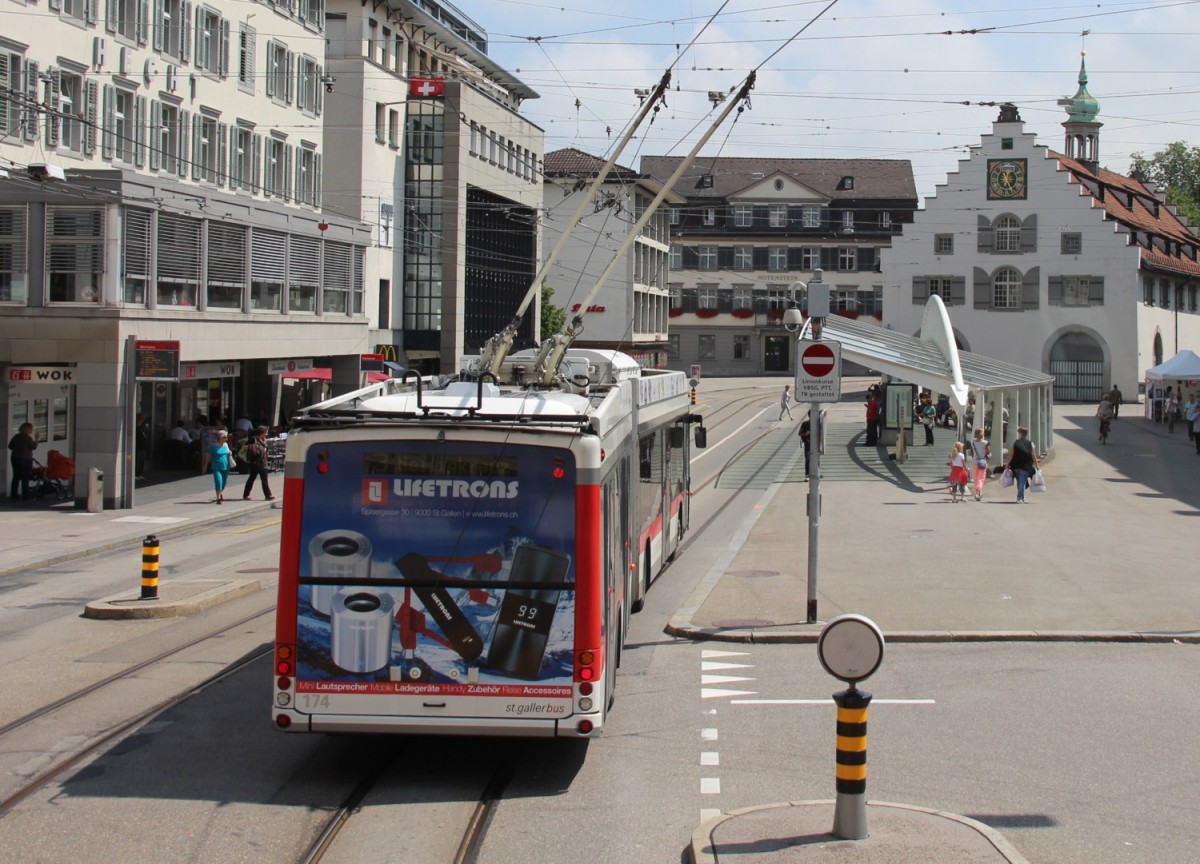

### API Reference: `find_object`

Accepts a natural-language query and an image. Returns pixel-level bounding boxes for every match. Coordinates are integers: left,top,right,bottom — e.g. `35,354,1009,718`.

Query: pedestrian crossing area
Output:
716,420,957,489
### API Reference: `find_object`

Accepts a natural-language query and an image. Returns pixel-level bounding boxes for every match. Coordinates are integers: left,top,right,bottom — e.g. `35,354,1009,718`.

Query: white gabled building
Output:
882,61,1200,404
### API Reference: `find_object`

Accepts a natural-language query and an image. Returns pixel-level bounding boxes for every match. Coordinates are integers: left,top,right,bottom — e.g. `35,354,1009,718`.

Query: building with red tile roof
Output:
882,58,1200,406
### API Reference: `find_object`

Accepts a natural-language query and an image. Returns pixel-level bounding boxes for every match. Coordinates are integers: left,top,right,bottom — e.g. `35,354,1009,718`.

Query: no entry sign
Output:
795,339,842,401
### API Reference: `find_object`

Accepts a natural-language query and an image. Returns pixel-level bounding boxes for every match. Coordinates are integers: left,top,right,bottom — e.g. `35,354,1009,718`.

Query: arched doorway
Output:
1049,331,1105,402
1153,331,1164,367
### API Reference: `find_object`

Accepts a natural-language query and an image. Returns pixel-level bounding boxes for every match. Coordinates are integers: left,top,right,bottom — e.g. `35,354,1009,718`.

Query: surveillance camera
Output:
321,75,336,93
28,163,66,182
782,308,805,332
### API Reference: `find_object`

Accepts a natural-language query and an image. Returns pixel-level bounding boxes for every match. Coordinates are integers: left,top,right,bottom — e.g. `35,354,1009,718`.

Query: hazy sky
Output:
469,0,1200,200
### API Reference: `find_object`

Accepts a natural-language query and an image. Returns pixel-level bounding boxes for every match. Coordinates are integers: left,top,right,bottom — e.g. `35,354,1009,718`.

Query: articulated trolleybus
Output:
272,349,704,738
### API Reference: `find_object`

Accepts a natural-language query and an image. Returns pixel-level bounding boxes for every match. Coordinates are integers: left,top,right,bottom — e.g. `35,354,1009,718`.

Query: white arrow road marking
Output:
702,661,753,671
702,687,759,699
730,698,936,705
701,649,751,658
701,674,756,685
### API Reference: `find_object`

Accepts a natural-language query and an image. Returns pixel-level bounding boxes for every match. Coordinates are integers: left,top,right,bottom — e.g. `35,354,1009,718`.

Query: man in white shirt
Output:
1185,394,1198,441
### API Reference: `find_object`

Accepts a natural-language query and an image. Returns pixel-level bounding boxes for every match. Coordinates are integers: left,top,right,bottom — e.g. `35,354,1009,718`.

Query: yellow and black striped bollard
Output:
140,534,160,600
832,687,872,840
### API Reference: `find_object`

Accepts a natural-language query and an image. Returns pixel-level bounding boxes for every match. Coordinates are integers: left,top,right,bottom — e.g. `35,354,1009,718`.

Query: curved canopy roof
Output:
818,297,1053,406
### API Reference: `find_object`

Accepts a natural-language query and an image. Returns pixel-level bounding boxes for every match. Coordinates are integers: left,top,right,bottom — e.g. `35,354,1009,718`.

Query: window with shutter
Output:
237,24,255,93
121,207,152,304
992,266,1022,308
351,244,363,314
43,69,62,149
206,222,245,308
196,6,222,76
156,212,200,306
23,60,39,142
0,52,21,138
322,241,351,314
229,123,251,189
289,234,318,312
0,207,30,304
46,207,104,303
250,228,284,310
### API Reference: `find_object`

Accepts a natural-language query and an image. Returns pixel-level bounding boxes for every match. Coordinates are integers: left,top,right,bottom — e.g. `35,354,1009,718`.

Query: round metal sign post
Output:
817,614,885,841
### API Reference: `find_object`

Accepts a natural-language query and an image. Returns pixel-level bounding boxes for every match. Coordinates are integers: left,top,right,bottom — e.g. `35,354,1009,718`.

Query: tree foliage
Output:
540,281,567,342
1129,141,1200,229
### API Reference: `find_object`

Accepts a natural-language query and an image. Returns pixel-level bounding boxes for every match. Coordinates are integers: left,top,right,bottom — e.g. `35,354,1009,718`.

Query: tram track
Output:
297,741,525,864
0,607,274,818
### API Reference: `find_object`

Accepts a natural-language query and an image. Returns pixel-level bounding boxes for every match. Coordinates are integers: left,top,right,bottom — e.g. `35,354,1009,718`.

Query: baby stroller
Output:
32,450,74,500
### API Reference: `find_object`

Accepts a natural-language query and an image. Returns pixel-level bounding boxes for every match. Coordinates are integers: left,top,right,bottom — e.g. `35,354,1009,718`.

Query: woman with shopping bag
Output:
1005,426,1039,504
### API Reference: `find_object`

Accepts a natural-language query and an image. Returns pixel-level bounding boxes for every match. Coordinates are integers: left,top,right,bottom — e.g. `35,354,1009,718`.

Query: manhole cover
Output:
712,618,775,628
726,569,779,579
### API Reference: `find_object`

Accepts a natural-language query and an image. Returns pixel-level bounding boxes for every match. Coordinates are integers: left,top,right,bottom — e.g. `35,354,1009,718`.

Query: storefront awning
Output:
282,368,391,383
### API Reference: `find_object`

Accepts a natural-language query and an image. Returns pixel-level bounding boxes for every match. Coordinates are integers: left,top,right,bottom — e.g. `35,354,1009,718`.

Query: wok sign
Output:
795,339,841,401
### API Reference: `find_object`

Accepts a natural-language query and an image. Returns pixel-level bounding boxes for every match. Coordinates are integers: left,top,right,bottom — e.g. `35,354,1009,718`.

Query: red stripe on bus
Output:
275,476,305,648
574,482,603,681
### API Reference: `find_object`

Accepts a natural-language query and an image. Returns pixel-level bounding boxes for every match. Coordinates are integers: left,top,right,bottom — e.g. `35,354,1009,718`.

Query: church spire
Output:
1061,49,1102,168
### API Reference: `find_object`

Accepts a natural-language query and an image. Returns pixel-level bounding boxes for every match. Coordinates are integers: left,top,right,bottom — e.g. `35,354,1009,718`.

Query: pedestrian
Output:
921,401,935,446
241,427,276,501
948,441,969,503
8,421,37,502
1194,409,1200,455
1186,393,1198,441
1108,385,1123,419
1165,387,1180,433
969,427,991,502
1096,396,1114,443
209,429,233,504
779,384,793,421
799,413,811,479
134,413,150,480
864,387,880,445
1006,426,1039,503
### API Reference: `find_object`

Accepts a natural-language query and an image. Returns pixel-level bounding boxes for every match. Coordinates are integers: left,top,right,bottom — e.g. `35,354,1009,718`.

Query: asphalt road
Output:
0,378,1195,863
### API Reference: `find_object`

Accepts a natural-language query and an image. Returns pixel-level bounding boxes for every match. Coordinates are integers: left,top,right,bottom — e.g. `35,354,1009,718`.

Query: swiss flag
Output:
408,77,446,98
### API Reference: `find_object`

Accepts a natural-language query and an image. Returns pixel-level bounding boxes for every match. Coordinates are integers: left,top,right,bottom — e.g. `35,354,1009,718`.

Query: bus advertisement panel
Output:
294,439,577,713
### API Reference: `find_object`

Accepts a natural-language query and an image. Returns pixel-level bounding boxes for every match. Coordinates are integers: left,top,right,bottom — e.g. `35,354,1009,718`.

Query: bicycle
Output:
1098,415,1110,444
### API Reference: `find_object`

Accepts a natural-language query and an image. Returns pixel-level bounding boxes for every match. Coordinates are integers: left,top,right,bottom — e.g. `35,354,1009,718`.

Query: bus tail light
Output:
577,719,594,735
275,714,292,729
276,644,294,676
576,649,599,682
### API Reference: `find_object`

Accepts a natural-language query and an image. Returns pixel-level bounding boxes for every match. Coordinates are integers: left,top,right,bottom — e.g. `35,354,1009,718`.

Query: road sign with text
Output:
795,339,842,401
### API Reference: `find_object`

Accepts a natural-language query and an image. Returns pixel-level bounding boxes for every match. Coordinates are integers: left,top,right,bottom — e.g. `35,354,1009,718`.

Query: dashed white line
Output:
701,777,721,794
700,751,720,766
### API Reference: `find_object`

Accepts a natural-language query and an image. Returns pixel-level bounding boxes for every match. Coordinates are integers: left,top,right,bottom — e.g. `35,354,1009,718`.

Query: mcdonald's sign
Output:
374,344,399,362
